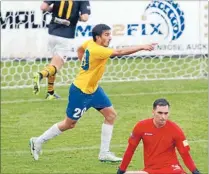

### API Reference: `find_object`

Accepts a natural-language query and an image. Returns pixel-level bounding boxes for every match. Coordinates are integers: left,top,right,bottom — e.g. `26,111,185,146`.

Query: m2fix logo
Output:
76,0,185,41
143,0,185,41
0,0,185,42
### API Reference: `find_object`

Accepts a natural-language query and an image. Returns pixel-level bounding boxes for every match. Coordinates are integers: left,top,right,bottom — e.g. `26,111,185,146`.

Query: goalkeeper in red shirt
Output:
117,98,201,174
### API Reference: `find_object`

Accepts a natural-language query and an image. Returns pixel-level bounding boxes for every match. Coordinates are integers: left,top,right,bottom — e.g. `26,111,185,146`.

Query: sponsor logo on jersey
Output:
144,133,153,136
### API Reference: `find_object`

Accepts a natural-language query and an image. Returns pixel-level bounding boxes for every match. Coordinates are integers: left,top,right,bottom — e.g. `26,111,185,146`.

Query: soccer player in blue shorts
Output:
33,0,91,99
29,24,156,162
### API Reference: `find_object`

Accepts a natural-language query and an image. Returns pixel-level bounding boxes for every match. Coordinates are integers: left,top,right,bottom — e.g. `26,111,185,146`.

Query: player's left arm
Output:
79,1,91,22
41,1,54,12
77,46,85,61
174,125,201,174
77,39,92,61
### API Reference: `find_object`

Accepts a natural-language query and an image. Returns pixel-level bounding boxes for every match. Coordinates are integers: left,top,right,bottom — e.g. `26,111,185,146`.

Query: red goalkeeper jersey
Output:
125,118,190,170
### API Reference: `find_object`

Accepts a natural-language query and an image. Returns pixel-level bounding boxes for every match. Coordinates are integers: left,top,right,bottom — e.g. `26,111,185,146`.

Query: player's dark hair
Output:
92,24,111,41
153,98,170,109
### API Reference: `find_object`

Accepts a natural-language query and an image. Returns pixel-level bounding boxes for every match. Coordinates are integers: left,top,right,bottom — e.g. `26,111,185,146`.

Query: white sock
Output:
100,123,113,153
36,123,62,144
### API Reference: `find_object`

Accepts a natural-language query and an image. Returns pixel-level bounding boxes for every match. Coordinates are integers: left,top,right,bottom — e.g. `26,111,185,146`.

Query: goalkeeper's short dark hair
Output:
92,24,111,41
153,98,170,109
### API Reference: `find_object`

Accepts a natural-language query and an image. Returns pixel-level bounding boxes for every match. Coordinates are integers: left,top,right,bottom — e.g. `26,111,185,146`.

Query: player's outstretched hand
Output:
117,168,125,174
142,43,158,51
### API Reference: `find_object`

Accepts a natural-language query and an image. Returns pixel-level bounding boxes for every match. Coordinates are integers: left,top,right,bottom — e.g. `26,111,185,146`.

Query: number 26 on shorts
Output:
73,107,87,119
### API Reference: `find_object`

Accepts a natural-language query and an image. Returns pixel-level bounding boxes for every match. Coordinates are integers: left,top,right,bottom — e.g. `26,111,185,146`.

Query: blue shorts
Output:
66,83,112,120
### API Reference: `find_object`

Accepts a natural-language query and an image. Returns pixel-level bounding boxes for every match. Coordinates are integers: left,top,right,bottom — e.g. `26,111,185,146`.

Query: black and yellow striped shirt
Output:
44,0,91,38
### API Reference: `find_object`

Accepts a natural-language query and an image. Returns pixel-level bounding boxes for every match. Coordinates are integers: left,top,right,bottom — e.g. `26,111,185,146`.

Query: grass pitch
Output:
1,79,208,173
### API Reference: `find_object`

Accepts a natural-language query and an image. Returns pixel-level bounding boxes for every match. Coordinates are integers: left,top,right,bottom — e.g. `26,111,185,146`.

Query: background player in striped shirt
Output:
117,98,201,174
29,24,156,162
33,0,91,99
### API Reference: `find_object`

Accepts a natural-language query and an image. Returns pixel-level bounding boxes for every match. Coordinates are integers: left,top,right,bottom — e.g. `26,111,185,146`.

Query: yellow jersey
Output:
73,39,114,94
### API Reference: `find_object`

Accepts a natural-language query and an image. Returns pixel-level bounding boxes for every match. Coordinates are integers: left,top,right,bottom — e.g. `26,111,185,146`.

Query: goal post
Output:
1,1,208,89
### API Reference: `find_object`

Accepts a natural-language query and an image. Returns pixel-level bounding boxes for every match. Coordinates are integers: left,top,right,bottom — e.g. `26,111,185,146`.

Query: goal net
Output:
1,1,208,89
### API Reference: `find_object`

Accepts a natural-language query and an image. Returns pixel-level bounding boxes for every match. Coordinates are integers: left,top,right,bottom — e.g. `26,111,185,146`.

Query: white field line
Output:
1,139,208,155
1,90,207,104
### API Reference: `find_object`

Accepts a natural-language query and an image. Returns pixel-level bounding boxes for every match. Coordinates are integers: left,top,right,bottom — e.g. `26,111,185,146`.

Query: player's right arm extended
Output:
111,43,157,57
40,1,54,12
